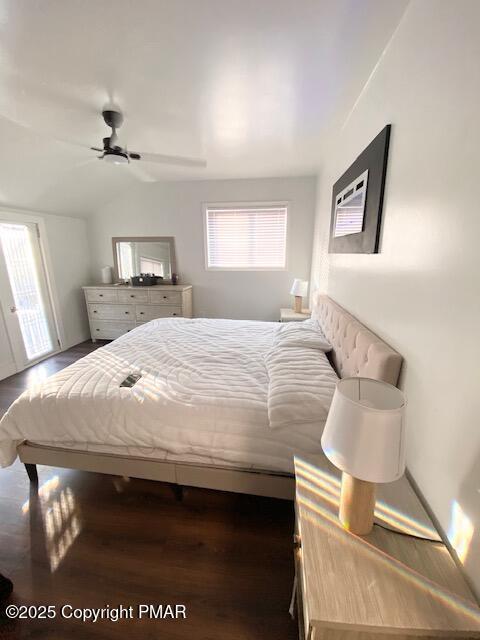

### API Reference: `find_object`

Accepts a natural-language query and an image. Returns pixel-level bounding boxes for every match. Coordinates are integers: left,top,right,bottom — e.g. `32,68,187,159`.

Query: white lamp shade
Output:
290,279,308,297
321,377,406,483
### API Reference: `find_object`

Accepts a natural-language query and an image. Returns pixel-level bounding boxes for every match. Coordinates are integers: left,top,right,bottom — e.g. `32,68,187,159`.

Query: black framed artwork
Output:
329,124,391,254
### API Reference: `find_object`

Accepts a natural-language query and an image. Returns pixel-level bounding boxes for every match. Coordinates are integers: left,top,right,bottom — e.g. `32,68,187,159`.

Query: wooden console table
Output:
293,454,480,639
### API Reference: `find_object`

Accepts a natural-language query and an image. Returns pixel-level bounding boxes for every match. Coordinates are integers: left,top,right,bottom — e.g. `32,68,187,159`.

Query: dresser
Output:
294,454,480,640
83,284,193,342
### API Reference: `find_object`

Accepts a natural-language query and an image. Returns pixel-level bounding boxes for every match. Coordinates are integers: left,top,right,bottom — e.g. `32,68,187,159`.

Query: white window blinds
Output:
205,205,287,269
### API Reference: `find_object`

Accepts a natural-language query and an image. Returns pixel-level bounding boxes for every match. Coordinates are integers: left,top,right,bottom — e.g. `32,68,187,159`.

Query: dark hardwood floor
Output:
0,341,103,416
0,342,297,639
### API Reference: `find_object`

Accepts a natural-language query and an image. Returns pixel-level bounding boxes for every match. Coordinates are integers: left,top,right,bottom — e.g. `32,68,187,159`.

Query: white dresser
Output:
83,284,193,342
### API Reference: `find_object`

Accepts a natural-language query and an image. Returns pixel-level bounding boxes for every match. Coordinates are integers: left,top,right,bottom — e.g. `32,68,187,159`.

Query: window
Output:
140,256,165,277
205,204,288,270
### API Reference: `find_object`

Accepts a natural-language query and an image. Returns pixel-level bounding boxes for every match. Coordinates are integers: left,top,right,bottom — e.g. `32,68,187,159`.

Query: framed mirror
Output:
112,236,177,283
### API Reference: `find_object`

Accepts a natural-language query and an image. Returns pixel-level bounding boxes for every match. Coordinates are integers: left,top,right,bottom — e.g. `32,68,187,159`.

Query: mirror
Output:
112,237,177,283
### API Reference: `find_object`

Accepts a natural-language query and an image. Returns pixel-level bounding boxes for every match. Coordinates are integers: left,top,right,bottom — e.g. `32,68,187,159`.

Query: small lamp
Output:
321,377,406,535
290,279,308,313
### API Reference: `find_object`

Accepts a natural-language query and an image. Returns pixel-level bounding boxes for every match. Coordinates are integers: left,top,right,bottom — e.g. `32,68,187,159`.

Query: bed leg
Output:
25,463,38,484
172,484,184,502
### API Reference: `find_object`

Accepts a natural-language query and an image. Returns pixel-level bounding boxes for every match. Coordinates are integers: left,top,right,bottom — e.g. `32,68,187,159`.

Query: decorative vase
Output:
101,266,113,284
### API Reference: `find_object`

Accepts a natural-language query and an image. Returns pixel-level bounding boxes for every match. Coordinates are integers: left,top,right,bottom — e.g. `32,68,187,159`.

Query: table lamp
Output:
321,377,406,535
290,279,308,313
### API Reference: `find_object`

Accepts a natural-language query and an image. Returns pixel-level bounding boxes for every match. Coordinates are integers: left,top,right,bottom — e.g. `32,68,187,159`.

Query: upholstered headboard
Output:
312,293,402,386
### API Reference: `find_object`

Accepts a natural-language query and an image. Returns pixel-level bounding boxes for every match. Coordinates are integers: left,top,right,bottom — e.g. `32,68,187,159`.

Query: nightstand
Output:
279,308,311,322
293,454,480,639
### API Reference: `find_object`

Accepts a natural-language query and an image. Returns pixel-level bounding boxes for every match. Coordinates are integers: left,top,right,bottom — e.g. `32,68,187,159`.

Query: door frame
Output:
0,207,66,371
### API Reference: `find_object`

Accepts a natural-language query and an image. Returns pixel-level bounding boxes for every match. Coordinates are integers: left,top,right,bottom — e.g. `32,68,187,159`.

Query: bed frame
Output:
18,294,403,499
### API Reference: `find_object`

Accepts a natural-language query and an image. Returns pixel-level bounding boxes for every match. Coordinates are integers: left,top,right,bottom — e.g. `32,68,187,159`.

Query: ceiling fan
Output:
90,109,207,168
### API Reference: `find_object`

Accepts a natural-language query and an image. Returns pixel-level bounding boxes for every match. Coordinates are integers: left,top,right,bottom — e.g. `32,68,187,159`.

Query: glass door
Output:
0,221,58,367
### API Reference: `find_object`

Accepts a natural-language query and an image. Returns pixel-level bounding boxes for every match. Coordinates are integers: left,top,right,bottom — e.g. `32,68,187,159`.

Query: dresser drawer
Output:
117,289,149,304
149,290,182,305
89,303,134,320
136,305,182,321
90,321,135,340
85,289,118,303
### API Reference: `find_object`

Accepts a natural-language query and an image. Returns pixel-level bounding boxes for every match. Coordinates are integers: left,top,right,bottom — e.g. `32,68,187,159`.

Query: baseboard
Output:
406,467,480,605
0,361,18,382
60,331,91,351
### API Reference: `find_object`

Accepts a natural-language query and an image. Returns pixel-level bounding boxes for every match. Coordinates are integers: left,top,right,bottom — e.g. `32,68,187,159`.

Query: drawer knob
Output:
163,295,167,299
173,313,177,316
96,329,100,332
130,294,134,298
99,294,103,297
125,311,129,314
140,312,144,315
93,310,97,314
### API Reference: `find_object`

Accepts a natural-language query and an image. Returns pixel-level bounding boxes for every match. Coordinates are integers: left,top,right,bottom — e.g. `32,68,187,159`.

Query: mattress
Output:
0,317,337,473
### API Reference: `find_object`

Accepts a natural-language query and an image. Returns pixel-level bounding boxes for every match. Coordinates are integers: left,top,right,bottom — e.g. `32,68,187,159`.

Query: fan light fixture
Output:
89,109,207,169
103,151,129,165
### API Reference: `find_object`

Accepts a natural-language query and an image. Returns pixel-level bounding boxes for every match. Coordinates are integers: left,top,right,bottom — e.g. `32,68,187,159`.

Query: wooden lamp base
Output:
293,295,303,313
339,472,376,535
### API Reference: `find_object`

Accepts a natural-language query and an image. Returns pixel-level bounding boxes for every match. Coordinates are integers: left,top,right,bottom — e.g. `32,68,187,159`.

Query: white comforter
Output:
0,318,337,473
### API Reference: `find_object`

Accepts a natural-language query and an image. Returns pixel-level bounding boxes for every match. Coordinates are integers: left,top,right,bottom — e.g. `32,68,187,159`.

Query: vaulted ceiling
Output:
0,0,408,216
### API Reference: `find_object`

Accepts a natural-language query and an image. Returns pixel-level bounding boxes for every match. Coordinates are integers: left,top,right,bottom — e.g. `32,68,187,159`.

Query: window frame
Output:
203,201,289,272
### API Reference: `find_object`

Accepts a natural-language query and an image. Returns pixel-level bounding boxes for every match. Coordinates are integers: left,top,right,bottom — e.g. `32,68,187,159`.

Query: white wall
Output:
311,0,480,596
41,212,91,348
87,176,316,321
0,209,91,380
0,313,15,380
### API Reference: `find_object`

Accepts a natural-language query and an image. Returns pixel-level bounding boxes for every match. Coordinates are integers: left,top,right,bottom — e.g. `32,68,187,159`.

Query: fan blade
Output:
127,161,158,183
129,151,207,168
72,157,100,169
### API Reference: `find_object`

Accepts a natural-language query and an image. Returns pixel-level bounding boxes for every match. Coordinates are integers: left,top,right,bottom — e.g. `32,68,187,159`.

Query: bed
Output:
0,294,402,499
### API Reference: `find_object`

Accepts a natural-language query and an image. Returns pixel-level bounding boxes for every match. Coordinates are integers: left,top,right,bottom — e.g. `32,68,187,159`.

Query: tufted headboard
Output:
312,293,402,386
